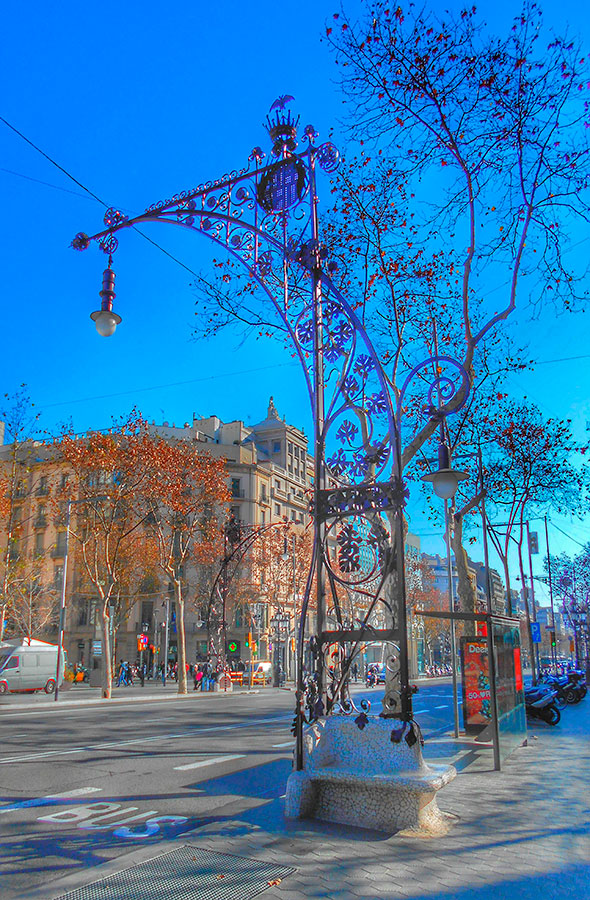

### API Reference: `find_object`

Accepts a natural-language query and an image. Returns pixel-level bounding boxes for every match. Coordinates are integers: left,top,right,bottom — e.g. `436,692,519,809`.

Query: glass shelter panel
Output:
492,618,527,763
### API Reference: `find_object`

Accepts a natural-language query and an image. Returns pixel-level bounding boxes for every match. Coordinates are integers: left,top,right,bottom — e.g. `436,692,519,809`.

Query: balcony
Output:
34,516,47,529
35,486,49,497
231,489,245,499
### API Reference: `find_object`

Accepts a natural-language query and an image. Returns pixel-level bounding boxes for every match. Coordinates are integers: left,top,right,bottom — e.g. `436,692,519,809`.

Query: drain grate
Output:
55,844,296,900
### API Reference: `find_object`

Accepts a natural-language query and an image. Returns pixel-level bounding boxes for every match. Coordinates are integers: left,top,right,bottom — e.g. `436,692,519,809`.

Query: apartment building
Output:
143,397,313,667
0,399,314,672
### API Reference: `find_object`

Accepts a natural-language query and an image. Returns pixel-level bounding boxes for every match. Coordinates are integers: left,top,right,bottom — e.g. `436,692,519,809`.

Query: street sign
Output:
531,622,541,644
92,640,102,656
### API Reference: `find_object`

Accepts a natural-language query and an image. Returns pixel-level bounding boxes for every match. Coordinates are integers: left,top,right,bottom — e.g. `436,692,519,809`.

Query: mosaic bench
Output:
285,715,456,834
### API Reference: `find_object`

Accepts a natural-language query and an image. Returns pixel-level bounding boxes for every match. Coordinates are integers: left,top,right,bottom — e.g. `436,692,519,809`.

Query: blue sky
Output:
2,0,589,602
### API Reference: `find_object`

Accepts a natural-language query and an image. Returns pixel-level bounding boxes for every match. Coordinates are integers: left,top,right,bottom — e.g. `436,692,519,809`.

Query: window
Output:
273,441,281,453
37,475,49,496
8,539,19,561
4,656,19,669
12,507,21,524
60,473,69,491
231,477,241,498
55,532,67,556
76,598,90,626
275,479,281,490
54,565,64,589
260,511,266,524
140,601,154,630
35,532,44,555
275,504,281,516
294,446,300,459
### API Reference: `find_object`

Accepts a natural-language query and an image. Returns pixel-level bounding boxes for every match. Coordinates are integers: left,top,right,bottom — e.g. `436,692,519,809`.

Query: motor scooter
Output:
525,684,561,725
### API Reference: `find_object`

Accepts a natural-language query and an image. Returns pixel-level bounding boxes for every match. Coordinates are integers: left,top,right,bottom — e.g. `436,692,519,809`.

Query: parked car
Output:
0,639,65,694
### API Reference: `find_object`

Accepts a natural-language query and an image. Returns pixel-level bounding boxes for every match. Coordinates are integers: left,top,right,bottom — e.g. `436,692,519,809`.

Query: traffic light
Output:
550,631,556,648
246,632,252,648
528,531,539,554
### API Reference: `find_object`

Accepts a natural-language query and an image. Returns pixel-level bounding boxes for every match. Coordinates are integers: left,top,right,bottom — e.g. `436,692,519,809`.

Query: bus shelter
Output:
415,609,527,769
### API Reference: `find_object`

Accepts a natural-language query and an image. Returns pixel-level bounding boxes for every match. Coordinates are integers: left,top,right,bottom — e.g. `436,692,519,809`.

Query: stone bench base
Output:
285,716,456,835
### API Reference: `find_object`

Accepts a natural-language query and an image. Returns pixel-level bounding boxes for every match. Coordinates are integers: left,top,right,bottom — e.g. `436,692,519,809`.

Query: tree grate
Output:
54,844,296,900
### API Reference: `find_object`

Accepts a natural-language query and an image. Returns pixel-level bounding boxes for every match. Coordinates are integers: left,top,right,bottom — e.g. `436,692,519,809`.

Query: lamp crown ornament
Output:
265,95,300,155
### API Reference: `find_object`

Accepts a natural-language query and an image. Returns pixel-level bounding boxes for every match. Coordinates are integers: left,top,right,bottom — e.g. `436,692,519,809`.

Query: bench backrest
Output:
303,716,425,774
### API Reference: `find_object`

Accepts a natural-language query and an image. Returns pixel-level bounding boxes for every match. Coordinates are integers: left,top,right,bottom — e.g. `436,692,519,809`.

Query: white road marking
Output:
174,754,244,771
0,786,102,815
0,714,289,765
272,741,293,748
435,705,449,709
413,709,428,714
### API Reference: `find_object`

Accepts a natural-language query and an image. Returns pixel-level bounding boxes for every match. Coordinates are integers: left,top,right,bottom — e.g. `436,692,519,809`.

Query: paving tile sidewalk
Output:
184,699,590,900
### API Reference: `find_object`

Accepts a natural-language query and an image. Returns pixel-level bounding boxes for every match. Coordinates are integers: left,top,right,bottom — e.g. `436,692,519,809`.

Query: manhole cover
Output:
55,844,296,900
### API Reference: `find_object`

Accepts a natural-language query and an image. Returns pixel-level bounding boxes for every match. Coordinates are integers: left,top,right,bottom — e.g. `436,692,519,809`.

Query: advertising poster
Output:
460,636,492,734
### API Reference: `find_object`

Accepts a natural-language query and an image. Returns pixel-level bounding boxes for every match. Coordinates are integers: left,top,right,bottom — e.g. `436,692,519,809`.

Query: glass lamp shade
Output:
90,309,122,337
421,468,469,500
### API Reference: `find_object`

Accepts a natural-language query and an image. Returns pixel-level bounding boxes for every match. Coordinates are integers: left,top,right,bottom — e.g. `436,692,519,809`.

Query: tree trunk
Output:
501,557,512,616
517,539,537,685
101,608,112,699
175,580,187,695
451,513,477,614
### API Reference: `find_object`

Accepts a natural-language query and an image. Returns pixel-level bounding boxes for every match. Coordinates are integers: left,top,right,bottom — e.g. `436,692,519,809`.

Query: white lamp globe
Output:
421,468,469,500
91,309,121,337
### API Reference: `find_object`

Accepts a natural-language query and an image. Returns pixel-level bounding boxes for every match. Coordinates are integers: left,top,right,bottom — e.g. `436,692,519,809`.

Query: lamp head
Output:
91,262,121,337
421,467,469,500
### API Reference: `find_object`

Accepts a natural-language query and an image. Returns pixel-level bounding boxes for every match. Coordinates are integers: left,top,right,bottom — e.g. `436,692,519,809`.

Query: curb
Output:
0,688,264,712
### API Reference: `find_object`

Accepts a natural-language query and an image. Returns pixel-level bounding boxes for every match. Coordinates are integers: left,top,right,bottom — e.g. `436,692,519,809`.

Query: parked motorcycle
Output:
525,684,561,725
540,671,586,705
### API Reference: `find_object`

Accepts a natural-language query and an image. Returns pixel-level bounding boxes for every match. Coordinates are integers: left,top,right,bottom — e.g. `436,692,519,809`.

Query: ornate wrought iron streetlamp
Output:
72,99,470,776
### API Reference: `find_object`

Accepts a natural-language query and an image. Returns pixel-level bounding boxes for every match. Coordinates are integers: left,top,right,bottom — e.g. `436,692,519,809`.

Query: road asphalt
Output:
1,678,588,900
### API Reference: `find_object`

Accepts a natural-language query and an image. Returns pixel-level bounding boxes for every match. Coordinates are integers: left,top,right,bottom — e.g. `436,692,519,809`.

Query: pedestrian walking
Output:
116,660,126,687
194,665,203,691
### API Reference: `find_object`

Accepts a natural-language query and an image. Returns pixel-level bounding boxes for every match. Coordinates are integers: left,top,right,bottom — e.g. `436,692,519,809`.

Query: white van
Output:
244,661,273,684
0,639,65,694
